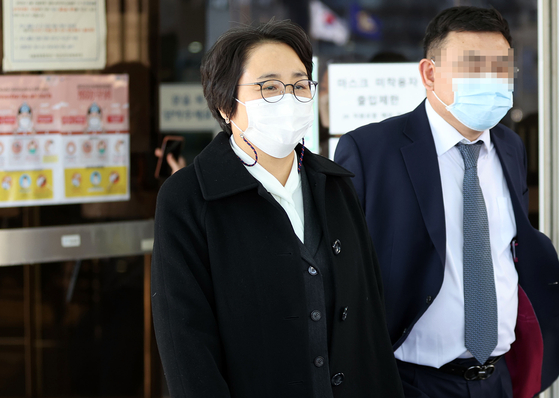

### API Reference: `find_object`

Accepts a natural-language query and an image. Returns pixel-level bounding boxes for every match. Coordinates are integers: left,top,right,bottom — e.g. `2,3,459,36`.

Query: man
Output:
335,6,559,398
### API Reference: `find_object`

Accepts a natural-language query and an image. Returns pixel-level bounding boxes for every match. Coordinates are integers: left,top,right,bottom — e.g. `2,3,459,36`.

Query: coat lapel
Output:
400,102,447,267
304,165,329,248
491,126,527,220
194,132,259,201
301,167,322,257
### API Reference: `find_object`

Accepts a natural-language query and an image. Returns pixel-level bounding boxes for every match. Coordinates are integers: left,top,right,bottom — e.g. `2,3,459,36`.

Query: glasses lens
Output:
457,54,516,78
293,80,316,102
261,80,285,103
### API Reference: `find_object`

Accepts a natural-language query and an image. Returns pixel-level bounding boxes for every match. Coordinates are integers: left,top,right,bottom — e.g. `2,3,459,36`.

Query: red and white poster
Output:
0,74,129,207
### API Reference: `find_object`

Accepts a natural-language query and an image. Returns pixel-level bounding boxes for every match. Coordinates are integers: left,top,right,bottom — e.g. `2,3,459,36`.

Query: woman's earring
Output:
225,118,230,124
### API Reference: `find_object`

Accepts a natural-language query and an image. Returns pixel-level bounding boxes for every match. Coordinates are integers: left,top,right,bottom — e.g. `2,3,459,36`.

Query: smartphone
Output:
155,135,185,179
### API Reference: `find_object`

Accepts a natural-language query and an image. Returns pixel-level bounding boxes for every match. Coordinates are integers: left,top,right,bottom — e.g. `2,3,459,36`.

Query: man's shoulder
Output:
339,109,419,155
492,122,525,150
493,121,517,135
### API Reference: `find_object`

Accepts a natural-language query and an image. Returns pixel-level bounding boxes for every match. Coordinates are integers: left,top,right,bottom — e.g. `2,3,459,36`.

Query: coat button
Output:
426,295,433,304
308,266,318,276
331,372,344,386
341,307,348,321
332,239,342,255
310,310,322,321
314,356,325,367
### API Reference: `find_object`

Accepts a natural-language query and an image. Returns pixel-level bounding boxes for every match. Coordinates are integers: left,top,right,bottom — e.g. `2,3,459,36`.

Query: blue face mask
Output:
432,77,514,131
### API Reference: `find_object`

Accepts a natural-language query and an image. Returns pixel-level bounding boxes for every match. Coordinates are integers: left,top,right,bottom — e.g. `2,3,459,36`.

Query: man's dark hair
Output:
423,6,512,59
201,19,313,134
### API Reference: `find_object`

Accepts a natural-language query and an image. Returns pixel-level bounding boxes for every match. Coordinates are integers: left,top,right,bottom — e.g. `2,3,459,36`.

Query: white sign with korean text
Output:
328,63,425,135
2,0,107,71
159,84,218,132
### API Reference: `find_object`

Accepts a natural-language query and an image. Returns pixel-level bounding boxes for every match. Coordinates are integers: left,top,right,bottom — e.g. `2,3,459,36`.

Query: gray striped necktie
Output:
456,141,498,365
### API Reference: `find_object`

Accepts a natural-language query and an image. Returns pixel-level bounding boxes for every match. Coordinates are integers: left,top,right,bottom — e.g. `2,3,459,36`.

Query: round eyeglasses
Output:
237,79,318,103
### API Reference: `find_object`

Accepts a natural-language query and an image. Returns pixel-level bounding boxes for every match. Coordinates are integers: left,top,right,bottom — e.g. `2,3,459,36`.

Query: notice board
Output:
2,0,107,71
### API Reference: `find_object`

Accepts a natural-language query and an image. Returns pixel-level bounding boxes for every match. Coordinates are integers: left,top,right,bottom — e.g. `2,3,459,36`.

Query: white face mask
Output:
230,94,314,159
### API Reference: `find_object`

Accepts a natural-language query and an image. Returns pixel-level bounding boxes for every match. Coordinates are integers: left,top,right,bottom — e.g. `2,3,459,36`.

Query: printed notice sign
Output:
159,84,218,132
328,63,426,134
2,0,107,71
0,74,129,208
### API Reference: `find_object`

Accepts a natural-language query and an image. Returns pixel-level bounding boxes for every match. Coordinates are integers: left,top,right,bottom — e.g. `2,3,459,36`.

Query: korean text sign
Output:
159,84,217,132
328,63,426,135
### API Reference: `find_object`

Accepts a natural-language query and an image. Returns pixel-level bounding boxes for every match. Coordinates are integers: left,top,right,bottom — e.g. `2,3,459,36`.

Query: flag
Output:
349,4,382,40
309,1,350,46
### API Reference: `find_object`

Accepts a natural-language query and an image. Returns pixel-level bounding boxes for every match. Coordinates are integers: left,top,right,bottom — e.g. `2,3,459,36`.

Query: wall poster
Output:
0,74,129,208
2,0,107,71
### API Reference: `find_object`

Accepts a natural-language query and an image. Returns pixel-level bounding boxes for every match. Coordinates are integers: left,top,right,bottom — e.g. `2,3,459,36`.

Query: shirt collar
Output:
194,132,352,201
229,135,300,201
424,99,492,156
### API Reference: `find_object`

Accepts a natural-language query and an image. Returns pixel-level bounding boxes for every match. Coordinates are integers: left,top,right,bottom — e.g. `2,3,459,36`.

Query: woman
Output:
151,19,403,398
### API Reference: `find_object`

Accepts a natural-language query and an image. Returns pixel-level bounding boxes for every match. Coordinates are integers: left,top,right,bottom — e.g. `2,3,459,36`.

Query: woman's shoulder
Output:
303,148,354,178
156,163,205,208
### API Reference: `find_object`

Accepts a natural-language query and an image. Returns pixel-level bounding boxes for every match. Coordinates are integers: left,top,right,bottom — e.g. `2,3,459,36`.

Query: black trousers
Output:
396,358,513,398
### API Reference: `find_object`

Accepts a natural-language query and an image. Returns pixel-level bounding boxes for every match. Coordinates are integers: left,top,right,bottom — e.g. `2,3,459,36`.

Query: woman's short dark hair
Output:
201,19,313,134
423,6,512,59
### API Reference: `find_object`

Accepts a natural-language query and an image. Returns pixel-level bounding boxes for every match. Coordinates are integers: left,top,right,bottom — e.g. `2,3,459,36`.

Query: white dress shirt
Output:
230,135,305,242
394,99,519,368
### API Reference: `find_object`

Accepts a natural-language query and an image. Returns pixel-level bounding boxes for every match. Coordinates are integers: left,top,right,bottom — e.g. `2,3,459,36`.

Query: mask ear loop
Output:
227,115,258,167
298,138,305,173
239,134,258,167
429,59,452,109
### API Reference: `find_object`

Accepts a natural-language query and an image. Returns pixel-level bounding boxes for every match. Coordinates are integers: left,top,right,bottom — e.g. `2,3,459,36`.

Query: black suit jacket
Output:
151,132,404,398
335,101,559,397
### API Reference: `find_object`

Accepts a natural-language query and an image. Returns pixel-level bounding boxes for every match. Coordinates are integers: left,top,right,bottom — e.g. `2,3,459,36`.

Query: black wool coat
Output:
151,132,404,398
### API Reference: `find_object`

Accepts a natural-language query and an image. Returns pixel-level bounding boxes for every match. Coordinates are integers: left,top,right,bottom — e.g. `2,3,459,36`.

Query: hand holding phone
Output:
155,135,185,178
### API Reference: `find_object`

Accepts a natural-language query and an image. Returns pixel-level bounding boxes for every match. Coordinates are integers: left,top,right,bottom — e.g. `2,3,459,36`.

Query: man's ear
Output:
419,58,435,92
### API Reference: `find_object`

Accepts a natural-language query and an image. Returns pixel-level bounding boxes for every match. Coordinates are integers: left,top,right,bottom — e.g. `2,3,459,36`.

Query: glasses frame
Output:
237,79,318,103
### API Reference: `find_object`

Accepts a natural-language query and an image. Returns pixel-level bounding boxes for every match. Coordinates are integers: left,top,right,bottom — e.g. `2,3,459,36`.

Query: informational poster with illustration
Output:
59,75,129,203
2,0,107,71
0,75,129,207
